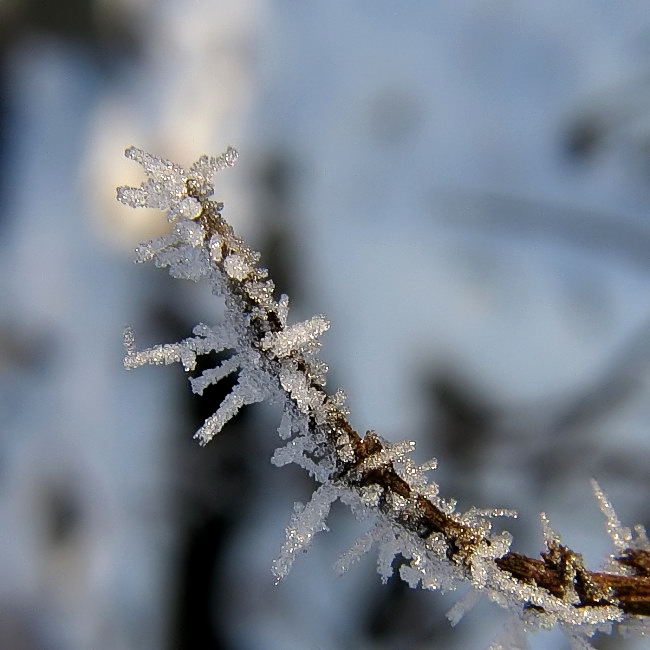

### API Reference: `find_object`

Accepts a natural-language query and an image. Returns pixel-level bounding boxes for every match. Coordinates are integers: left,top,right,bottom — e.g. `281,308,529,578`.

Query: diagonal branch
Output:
118,146,650,645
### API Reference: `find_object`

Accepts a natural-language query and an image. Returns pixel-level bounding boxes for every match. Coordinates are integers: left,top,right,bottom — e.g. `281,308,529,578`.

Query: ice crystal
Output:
261,315,330,359
446,588,483,627
591,479,633,554
117,146,236,213
333,527,378,575
271,483,340,582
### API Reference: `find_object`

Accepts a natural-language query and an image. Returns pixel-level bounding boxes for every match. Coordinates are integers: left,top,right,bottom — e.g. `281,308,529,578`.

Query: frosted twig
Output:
118,146,650,646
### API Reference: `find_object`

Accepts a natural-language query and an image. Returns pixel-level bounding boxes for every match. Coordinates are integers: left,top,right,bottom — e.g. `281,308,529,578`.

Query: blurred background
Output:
2,1,650,648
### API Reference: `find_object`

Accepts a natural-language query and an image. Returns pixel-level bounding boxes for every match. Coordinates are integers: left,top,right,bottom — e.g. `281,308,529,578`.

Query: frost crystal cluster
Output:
118,147,650,648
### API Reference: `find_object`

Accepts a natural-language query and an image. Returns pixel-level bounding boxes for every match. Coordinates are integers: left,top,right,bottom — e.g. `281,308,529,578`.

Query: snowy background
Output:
1,1,650,648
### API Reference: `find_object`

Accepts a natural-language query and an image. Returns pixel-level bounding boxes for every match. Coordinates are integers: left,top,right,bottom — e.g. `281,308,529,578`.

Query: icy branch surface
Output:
118,146,650,647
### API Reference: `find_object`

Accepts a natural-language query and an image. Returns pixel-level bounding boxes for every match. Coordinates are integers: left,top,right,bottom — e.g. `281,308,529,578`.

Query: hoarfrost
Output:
276,293,289,327
169,196,203,221
189,355,241,395
194,365,274,446
261,315,330,359
279,364,326,417
173,218,204,246
208,233,223,262
591,479,633,554
357,517,462,593
223,253,253,280
123,326,197,371
272,483,341,582
354,439,415,476
134,235,177,263
277,405,297,440
271,433,326,481
446,588,482,627
333,527,377,574
117,147,190,210
539,511,562,550
119,146,650,648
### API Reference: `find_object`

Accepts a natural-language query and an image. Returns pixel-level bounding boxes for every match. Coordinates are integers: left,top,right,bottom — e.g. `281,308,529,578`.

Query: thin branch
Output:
118,146,650,645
